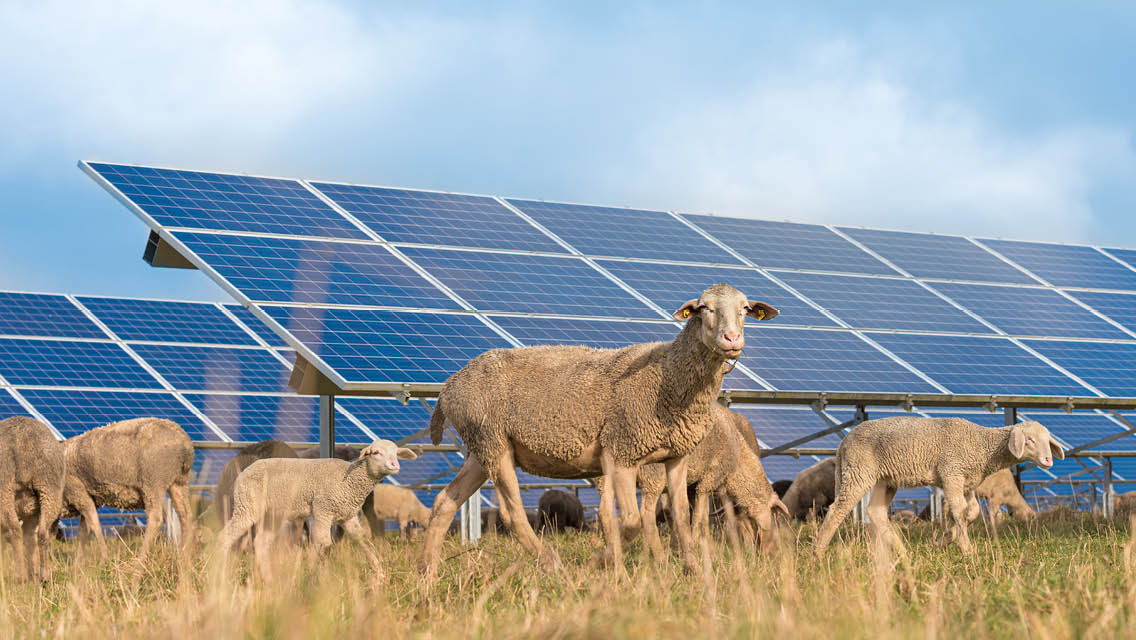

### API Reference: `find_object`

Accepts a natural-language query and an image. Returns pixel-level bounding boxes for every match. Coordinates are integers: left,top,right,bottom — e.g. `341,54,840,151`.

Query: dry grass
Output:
2,513,1135,639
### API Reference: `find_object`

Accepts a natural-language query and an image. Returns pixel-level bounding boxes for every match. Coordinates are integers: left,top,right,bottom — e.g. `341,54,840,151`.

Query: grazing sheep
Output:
60,417,195,558
537,490,585,532
1114,491,1136,519
215,440,297,527
976,468,1035,522
891,509,919,524
362,484,431,539
814,418,1063,556
218,440,415,579
782,458,837,521
771,480,793,499
420,283,778,576
1,416,65,581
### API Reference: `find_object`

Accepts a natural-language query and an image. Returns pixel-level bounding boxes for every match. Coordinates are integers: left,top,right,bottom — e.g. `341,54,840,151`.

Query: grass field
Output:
2,514,1135,639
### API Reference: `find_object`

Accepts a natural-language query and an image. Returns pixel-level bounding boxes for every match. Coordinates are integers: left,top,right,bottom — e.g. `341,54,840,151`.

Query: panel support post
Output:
1004,407,1018,426
320,395,336,458
930,487,944,524
460,489,482,544
164,495,181,543
1104,456,1114,519
854,490,872,526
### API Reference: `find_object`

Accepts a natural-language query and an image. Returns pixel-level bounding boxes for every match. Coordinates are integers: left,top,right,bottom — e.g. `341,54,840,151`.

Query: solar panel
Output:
928,282,1129,339
311,183,566,253
130,344,293,393
1019,410,1135,452
181,393,371,443
868,334,1090,396
760,455,823,484
728,405,840,448
1067,291,1136,335
174,231,458,309
335,397,433,443
193,449,236,487
979,239,1136,290
773,272,992,334
1020,340,1136,397
507,199,740,263
395,452,466,487
78,296,260,345
225,305,289,347
0,388,29,418
837,228,1037,284
682,215,898,276
85,163,367,239
400,247,657,318
259,306,513,385
0,339,161,389
595,260,837,328
0,292,104,339
20,388,216,440
916,410,1010,429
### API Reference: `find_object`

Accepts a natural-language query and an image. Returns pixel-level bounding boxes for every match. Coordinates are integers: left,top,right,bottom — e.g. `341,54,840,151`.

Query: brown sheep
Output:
362,483,431,539
214,440,297,527
1,416,65,581
782,458,837,521
1114,490,1136,519
61,417,194,558
420,283,779,577
537,490,585,532
976,468,1035,522
771,480,793,499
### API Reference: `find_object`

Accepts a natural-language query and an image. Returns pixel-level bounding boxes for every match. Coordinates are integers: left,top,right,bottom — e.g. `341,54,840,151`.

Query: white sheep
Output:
813,417,1063,556
218,439,416,578
362,483,431,539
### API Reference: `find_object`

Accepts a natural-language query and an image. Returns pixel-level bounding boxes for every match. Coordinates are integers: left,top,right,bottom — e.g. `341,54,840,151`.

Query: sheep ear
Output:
1009,426,1026,459
396,447,418,460
672,299,700,322
1049,438,1065,460
747,300,779,321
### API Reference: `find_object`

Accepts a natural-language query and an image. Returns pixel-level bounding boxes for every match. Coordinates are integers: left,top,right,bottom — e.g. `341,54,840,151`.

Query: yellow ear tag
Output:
683,309,690,318
756,309,765,320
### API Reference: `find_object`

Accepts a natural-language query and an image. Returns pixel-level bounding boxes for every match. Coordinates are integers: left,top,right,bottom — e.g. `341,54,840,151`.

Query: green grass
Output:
3,514,1136,639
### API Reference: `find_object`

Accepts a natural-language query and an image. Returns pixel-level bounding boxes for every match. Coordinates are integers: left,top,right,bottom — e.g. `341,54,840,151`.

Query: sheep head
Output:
1008,421,1064,469
359,440,418,478
672,283,779,359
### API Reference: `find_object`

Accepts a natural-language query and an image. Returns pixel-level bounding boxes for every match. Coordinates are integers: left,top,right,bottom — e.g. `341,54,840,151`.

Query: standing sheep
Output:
362,484,431,539
214,439,297,527
782,458,837,521
814,417,1063,556
975,468,1035,522
1,416,65,581
537,490,585,532
419,284,779,576
218,440,415,579
61,417,195,558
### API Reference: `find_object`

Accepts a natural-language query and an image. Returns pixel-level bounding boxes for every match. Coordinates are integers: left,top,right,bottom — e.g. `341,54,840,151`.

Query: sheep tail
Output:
429,398,447,446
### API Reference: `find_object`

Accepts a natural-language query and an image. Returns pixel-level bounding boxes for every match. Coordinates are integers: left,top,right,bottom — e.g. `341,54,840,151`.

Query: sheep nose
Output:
724,331,740,343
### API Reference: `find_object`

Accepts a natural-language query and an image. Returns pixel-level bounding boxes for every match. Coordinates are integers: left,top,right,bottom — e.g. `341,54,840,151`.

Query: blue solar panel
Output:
394,452,466,487
1021,340,1136,397
774,272,992,334
20,389,215,440
335,397,433,443
400,247,657,318
174,232,458,309
260,306,513,384
979,239,1136,290
0,292,104,339
917,411,1010,429
596,260,837,328
182,393,370,443
761,455,825,484
728,406,839,448
683,215,898,276
488,315,762,389
0,339,161,389
0,388,29,418
85,163,366,239
225,305,290,347
737,329,940,393
78,296,259,345
837,228,1037,284
193,449,236,487
1069,290,1136,337
131,344,292,393
311,183,565,253
868,334,1089,396
1019,410,1135,452
507,199,740,263
928,282,1128,340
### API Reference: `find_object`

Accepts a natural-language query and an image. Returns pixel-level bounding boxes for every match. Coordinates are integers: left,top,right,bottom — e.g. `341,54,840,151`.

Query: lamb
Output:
218,439,415,579
975,468,1035,522
891,509,919,524
537,489,585,532
362,483,431,539
214,439,297,527
814,417,1063,556
419,283,779,576
782,458,837,520
1,416,65,581
60,417,195,558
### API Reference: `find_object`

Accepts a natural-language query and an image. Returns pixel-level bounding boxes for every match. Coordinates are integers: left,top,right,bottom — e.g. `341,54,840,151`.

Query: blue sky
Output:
1,2,1134,301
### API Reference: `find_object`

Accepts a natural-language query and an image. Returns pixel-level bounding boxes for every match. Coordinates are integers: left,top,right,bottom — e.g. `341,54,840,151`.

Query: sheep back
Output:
215,439,297,523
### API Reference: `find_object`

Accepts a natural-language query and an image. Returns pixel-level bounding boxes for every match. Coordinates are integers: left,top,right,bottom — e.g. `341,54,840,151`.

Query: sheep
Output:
214,439,297,527
891,509,919,524
362,483,431,539
771,480,793,499
58,417,195,558
299,445,360,461
782,458,837,521
814,417,1063,556
537,489,585,532
1114,491,1136,519
1,416,65,581
975,468,1035,522
419,283,779,576
218,439,416,579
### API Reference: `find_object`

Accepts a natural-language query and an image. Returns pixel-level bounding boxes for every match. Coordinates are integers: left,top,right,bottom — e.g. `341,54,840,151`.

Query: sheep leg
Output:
611,463,643,545
419,456,488,578
638,486,667,562
663,457,699,574
169,481,194,553
252,519,276,582
137,489,166,559
813,477,873,556
943,480,973,554
866,481,896,554
494,448,557,571
691,490,710,548
33,486,62,581
21,516,41,582
72,492,108,559
0,489,28,581
595,469,623,571
965,491,981,525
341,515,382,575
361,494,385,539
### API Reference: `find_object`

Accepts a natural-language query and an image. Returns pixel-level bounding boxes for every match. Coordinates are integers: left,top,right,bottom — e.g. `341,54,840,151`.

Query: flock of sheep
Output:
0,282,1090,584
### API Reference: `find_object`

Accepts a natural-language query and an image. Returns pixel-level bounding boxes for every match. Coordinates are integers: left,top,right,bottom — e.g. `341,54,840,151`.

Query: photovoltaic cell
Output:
1020,340,1136,397
182,393,370,443
868,334,1090,396
596,260,837,327
928,282,1127,339
1068,291,1136,336
335,397,433,443
837,227,1037,284
400,247,657,318
193,449,236,487
259,306,513,384
917,411,1009,429
728,406,840,449
19,389,215,440
0,292,104,339
175,232,458,309
507,199,740,263
682,215,898,276
0,388,28,418
131,344,292,393
225,305,290,347
311,183,565,253
761,456,824,485
78,296,259,345
1018,410,1135,452
979,239,1136,290
395,452,466,487
0,339,161,389
774,272,992,333
85,163,366,239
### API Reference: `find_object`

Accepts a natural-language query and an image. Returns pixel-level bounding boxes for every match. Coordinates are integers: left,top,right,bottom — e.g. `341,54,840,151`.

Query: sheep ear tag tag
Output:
755,309,765,320
683,309,691,319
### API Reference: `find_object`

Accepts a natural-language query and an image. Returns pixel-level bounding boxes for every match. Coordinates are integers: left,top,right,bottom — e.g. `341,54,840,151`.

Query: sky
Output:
1,1,1134,301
